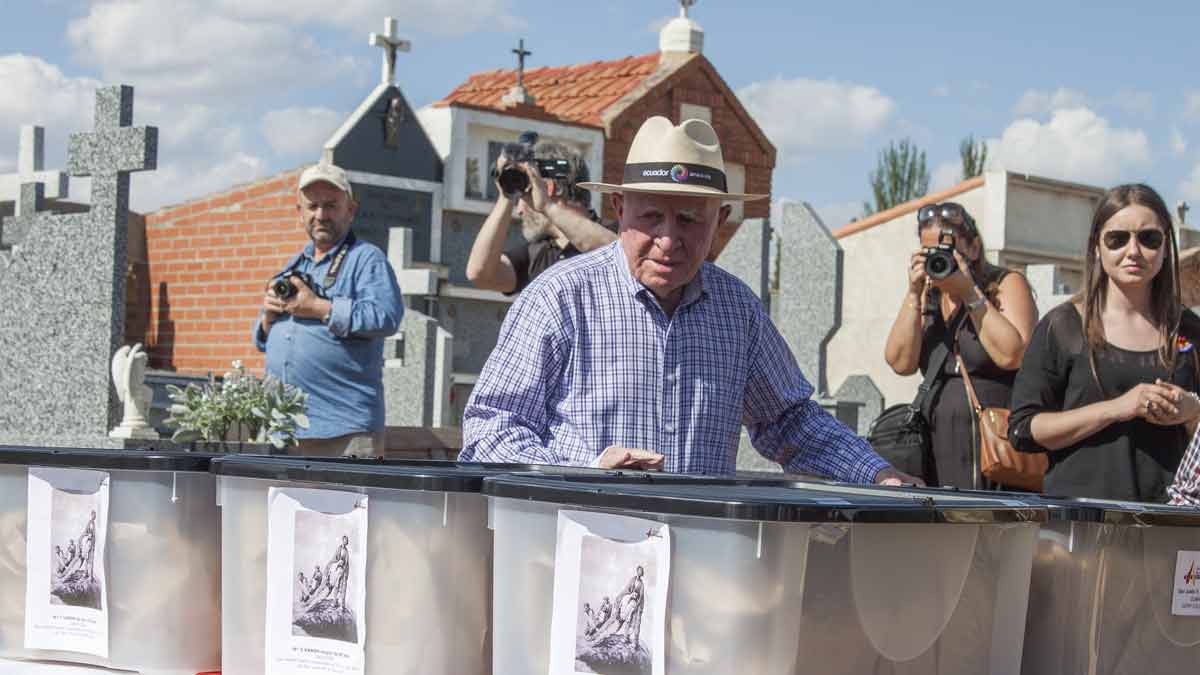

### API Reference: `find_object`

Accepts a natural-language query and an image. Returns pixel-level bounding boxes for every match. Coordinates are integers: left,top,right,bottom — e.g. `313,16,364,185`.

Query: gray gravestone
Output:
719,217,770,303
350,183,433,259
439,298,510,374
774,201,841,396
835,374,885,435
0,125,70,203
0,85,157,447
383,309,453,427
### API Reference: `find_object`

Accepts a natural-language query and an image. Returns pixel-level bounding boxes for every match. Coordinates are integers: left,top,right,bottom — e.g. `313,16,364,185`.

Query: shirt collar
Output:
302,232,351,264
611,240,708,309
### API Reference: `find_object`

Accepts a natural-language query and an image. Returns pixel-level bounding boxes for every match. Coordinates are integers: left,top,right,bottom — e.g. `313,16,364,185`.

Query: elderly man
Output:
467,134,615,295
254,162,403,457
461,117,911,485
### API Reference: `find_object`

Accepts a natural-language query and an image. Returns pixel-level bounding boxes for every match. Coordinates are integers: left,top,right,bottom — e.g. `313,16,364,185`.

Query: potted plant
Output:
165,361,310,453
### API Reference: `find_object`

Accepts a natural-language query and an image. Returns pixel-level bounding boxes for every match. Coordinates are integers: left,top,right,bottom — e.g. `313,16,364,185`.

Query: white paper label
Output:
23,467,111,658
548,510,670,675
264,487,369,675
1172,550,1200,617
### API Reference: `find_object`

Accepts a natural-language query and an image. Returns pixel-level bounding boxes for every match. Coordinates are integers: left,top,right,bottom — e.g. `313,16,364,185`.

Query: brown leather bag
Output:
957,353,1048,491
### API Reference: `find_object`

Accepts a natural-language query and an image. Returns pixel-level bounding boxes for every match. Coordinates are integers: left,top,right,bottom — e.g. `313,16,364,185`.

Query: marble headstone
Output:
0,85,157,447
382,309,453,428
718,217,770,304
0,125,70,203
774,201,841,395
835,374,885,435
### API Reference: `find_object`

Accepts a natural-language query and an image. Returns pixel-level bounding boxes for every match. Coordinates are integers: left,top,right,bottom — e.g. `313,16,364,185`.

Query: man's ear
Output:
717,204,732,228
611,192,625,220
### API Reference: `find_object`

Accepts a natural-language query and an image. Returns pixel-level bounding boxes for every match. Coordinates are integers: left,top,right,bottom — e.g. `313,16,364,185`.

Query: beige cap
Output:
577,116,766,201
298,162,354,199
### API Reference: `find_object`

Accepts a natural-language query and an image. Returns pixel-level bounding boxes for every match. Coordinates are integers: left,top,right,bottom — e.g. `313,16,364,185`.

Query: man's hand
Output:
598,446,665,471
519,162,550,214
874,466,925,487
282,277,333,321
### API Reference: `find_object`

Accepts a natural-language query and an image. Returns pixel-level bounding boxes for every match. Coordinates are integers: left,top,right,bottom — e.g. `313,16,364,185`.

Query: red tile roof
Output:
434,53,662,127
831,176,985,239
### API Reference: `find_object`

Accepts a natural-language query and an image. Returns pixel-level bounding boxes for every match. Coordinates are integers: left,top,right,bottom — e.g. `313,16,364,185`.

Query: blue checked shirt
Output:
460,241,890,482
1169,425,1200,506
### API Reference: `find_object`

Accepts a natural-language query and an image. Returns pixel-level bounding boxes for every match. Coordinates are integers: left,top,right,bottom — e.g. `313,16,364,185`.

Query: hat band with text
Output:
623,163,728,192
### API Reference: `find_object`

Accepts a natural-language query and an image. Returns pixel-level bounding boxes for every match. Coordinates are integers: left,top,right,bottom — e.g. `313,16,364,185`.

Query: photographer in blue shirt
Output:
254,163,404,456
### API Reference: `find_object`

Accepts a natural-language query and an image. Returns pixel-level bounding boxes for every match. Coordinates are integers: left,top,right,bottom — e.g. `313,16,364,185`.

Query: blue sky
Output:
2,0,1198,226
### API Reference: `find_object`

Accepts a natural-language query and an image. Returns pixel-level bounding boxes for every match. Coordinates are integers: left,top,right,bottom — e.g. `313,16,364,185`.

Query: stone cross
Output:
1179,201,1190,226
679,0,698,17
512,39,532,89
0,125,69,203
0,184,43,249
369,17,411,86
66,85,157,227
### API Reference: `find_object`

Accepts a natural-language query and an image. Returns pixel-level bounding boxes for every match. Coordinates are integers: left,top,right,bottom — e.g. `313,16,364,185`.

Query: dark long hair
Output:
1078,183,1182,370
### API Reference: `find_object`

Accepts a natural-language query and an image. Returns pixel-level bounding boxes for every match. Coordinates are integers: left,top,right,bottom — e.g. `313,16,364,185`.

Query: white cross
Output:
679,0,698,17
368,17,411,86
0,125,69,203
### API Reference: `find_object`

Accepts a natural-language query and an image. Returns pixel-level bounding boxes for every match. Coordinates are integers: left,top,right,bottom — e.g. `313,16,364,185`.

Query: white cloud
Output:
814,200,864,228
736,77,895,161
930,84,950,98
1172,127,1189,156
931,160,962,191
1181,162,1200,202
66,1,357,99
135,152,267,211
213,0,526,35
262,107,344,158
988,107,1151,185
0,54,100,173
1013,87,1088,116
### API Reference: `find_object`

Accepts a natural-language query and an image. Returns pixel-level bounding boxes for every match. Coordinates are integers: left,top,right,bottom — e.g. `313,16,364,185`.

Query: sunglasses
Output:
918,203,976,233
1101,229,1165,251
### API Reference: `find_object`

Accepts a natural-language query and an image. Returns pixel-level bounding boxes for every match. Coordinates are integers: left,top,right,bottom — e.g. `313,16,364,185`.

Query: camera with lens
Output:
491,131,572,196
271,271,317,301
923,228,959,280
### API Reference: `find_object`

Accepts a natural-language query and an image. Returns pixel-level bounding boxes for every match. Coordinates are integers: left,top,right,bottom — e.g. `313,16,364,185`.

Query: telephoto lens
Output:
271,276,298,300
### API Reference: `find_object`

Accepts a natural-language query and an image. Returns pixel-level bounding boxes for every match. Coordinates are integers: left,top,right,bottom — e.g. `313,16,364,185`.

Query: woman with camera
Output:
884,202,1038,488
1008,184,1200,501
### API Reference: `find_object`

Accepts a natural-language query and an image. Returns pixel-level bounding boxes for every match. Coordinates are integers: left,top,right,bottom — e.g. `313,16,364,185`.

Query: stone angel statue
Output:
109,342,157,439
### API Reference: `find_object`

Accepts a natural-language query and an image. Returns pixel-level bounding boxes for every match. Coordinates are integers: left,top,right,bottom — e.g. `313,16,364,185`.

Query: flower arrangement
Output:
165,361,309,449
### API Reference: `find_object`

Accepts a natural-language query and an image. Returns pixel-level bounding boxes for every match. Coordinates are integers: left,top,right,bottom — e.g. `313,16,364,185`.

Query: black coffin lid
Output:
0,445,215,472
482,474,1047,524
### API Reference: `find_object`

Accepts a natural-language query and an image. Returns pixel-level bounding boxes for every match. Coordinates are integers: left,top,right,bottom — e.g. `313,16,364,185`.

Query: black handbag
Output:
866,342,951,486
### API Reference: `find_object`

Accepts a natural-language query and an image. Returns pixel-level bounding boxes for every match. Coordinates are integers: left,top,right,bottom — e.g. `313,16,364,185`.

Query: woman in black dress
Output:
1008,184,1200,501
884,202,1039,488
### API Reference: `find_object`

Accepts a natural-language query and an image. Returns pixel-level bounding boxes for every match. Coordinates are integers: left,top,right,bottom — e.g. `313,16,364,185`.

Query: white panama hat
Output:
578,116,766,202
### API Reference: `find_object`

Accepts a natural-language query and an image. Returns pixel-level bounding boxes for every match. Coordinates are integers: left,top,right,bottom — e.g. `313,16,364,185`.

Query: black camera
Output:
923,228,959,280
491,131,572,195
271,271,315,300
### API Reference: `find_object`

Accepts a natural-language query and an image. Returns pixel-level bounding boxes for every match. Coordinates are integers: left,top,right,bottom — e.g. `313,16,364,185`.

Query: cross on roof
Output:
512,39,532,88
679,0,698,17
0,125,69,203
1180,201,1191,226
369,17,411,86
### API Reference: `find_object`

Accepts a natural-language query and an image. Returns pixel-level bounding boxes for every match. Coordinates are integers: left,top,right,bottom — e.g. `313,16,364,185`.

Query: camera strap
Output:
322,232,356,289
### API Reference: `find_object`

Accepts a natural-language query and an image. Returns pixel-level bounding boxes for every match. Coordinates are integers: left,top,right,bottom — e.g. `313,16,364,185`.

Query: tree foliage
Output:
863,139,929,217
960,135,988,180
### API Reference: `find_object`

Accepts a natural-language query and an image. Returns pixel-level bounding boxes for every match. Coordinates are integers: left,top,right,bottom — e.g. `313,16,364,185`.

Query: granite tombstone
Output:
0,85,157,447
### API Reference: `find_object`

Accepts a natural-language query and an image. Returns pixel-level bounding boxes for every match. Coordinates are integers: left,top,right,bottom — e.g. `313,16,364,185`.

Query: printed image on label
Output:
1173,550,1200,617
24,467,111,658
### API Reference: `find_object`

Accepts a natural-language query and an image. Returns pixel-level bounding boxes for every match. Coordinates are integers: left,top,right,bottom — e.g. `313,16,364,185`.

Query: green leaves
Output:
164,361,310,449
863,138,930,217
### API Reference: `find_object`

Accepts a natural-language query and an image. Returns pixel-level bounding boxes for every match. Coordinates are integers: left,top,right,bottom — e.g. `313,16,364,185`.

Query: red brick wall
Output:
128,168,307,375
